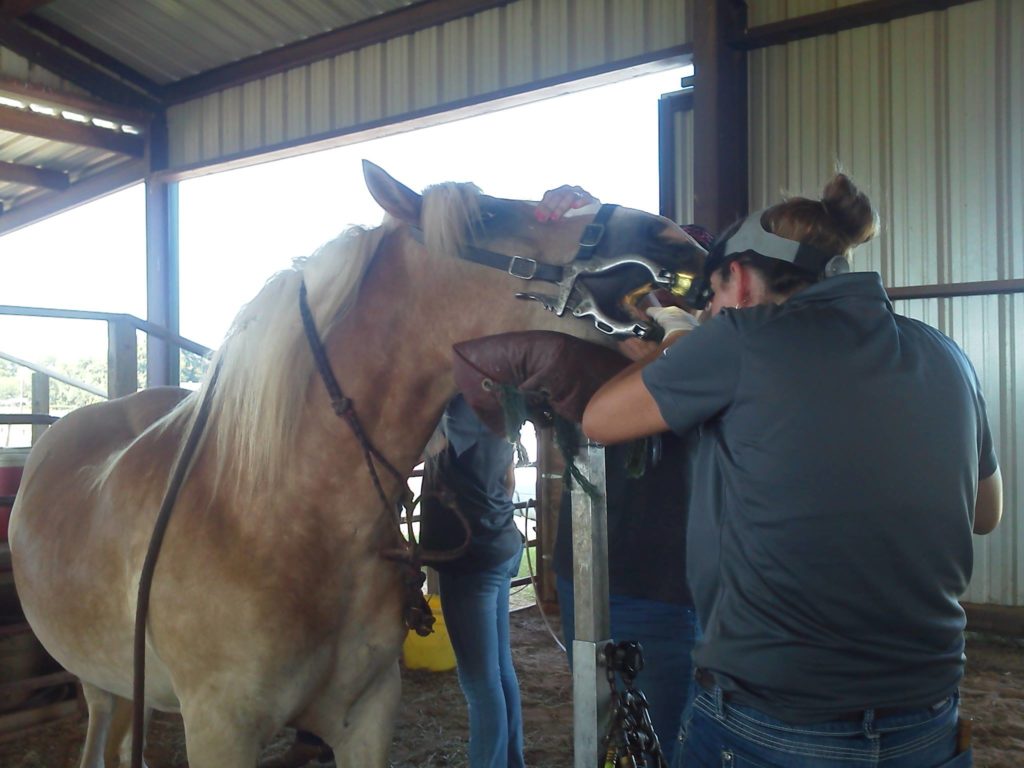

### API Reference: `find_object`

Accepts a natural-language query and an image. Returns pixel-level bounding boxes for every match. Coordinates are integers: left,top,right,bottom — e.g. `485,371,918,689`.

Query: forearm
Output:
974,467,1003,535
581,362,670,445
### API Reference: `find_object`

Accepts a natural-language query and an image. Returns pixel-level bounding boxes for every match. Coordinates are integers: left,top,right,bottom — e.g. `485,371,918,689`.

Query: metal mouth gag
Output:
514,205,709,339
411,203,708,339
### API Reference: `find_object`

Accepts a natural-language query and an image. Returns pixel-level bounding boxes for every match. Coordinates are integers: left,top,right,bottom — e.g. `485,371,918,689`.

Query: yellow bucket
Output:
402,594,456,672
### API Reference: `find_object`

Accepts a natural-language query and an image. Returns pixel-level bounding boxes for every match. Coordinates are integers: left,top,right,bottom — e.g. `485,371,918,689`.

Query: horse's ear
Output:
363,160,423,225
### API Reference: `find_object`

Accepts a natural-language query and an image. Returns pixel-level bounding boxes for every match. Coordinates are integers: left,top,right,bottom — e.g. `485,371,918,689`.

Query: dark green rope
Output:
623,438,648,479
491,383,647,501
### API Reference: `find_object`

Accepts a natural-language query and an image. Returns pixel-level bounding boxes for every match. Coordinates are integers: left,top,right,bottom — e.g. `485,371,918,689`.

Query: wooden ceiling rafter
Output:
0,158,68,189
0,18,162,111
0,75,153,128
19,13,164,99
0,156,145,232
0,103,144,156
0,0,53,18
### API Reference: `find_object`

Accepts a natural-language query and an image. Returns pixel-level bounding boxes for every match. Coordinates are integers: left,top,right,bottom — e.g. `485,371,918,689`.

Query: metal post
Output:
572,440,611,768
535,424,565,607
425,566,440,595
30,372,49,444
107,318,138,399
145,172,180,387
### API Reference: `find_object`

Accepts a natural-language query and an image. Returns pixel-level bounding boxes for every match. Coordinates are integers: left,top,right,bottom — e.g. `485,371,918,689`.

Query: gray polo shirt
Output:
642,272,997,723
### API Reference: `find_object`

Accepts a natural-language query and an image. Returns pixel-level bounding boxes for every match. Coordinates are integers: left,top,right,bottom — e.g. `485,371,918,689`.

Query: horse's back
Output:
9,386,191,694
12,385,190,540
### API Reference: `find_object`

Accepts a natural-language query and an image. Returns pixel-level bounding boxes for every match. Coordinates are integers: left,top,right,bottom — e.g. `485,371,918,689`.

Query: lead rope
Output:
298,280,436,636
131,362,222,768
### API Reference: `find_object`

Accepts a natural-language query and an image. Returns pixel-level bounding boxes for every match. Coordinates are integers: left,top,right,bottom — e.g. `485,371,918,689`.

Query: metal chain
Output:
601,641,668,768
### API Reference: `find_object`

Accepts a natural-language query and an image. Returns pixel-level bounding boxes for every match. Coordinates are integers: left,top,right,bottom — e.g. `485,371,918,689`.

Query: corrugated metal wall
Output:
748,0,1023,605
166,0,690,169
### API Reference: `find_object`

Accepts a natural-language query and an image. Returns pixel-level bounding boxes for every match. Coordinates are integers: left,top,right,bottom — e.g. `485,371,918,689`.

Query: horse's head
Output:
363,161,708,343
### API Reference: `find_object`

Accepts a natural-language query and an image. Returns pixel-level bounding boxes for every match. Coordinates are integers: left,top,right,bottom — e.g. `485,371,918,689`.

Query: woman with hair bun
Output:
583,173,1002,767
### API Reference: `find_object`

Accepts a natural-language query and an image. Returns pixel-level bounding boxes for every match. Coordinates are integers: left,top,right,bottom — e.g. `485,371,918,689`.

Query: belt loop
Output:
714,684,725,720
862,707,876,738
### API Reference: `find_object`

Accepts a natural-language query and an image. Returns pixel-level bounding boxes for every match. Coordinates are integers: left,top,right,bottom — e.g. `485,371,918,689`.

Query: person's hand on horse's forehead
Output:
534,184,598,222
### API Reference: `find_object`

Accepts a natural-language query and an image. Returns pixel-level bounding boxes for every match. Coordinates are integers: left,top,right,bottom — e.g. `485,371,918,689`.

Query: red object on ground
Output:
0,448,30,542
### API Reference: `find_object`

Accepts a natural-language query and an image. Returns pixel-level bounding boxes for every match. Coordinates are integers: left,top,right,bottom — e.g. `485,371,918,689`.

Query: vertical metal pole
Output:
572,440,610,768
693,0,748,234
145,171,180,387
30,373,49,445
108,318,138,399
425,566,440,595
535,424,565,607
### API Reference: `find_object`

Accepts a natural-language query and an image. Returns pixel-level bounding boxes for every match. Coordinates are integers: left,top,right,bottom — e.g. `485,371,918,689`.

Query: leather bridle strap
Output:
298,279,406,515
406,227,564,282
132,361,222,768
298,280,435,636
574,203,618,261
406,203,619,283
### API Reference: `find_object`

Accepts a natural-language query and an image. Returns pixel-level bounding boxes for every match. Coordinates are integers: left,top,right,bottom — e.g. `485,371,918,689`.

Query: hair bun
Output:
821,174,880,246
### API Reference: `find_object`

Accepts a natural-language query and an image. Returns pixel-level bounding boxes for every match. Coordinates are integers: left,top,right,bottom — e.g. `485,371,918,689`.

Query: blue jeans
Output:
682,684,971,767
556,574,699,766
439,547,525,768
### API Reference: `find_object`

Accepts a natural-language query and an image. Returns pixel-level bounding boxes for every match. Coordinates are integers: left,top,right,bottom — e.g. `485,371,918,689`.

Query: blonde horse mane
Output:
162,181,483,502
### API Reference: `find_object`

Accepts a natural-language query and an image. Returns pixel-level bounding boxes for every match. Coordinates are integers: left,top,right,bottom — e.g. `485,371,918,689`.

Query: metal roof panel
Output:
35,0,415,84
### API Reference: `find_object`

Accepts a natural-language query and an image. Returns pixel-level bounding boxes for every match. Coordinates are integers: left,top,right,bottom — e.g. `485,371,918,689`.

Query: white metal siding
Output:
166,0,690,169
749,0,1023,605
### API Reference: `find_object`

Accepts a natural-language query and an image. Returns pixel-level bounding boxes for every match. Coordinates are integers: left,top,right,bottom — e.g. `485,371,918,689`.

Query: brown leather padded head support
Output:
452,331,630,437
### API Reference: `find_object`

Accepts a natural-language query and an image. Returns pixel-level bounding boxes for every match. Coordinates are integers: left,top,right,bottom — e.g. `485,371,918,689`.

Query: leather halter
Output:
411,203,706,337
409,203,619,284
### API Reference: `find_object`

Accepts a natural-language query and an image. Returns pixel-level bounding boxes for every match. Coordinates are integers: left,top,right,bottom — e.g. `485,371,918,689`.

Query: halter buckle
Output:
578,222,605,249
508,255,538,279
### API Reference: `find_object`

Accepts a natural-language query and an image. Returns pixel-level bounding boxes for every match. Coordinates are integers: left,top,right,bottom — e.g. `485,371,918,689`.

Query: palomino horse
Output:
9,162,704,768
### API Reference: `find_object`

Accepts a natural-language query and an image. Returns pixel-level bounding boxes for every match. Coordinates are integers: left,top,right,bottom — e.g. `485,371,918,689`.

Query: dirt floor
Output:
1,610,1021,767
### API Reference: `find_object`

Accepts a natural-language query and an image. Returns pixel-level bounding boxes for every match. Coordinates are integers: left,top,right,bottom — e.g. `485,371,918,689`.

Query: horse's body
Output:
9,164,703,767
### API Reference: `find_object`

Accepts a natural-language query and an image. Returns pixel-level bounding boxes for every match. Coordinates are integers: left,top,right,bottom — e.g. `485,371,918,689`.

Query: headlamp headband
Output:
714,207,850,279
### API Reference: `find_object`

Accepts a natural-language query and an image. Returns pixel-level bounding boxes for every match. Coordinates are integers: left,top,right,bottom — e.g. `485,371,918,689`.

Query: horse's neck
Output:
298,231,485,492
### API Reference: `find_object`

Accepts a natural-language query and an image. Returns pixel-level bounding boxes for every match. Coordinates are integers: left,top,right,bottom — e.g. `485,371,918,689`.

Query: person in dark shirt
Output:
420,395,525,768
537,186,712,766
554,431,698,766
582,173,1003,767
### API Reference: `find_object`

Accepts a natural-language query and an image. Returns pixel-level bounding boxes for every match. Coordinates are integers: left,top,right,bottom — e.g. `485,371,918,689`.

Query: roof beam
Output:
0,1,52,17
0,19,161,111
0,157,145,235
163,0,513,104
0,159,68,189
0,75,153,127
730,0,981,50
20,13,163,99
0,104,144,156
